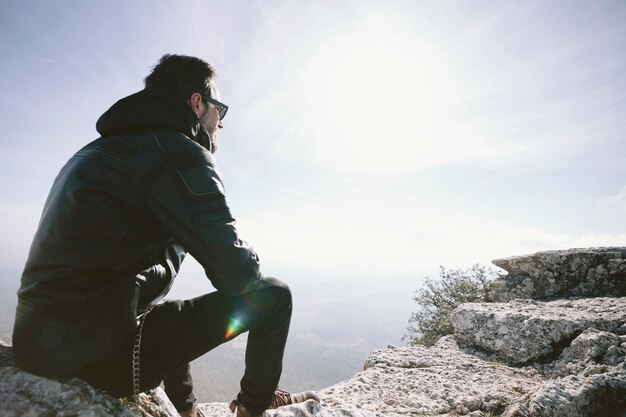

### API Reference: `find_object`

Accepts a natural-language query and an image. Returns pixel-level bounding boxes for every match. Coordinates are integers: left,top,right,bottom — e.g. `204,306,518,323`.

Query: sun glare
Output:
293,15,471,174
225,317,242,339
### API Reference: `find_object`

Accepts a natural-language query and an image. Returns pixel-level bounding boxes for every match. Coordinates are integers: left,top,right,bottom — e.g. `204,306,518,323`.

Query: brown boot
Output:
229,388,321,417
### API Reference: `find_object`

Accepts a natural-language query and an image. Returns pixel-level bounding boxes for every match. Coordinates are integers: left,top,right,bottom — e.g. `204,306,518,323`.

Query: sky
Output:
1,0,625,293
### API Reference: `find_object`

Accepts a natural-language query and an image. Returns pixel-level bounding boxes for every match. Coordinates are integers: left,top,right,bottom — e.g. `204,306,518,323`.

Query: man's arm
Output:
146,149,263,296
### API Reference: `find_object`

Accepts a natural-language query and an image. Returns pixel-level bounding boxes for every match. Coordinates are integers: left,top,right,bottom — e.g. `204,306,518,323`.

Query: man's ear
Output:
188,92,204,116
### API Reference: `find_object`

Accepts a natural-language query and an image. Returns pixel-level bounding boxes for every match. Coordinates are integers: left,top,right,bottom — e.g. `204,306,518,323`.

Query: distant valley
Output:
0,266,416,402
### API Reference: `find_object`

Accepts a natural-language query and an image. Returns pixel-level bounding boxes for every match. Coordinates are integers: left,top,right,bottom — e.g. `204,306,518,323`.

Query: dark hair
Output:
144,54,217,98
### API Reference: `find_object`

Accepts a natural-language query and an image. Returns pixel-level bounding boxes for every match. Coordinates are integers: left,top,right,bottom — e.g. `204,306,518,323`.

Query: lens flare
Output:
225,318,242,339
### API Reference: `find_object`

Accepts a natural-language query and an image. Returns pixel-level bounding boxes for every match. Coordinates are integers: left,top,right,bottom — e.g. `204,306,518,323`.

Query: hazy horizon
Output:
1,261,418,402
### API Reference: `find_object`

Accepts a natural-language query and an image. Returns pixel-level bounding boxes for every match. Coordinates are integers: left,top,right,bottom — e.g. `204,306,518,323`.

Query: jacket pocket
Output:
13,302,78,372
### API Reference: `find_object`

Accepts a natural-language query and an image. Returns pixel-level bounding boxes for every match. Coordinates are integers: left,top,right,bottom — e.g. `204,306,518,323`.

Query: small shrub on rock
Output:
404,264,498,346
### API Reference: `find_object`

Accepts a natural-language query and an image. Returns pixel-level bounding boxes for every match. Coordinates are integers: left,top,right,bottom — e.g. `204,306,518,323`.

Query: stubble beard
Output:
208,130,219,154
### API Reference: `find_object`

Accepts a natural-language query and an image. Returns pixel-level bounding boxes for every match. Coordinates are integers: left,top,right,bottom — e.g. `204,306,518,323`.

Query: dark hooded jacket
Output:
12,89,262,376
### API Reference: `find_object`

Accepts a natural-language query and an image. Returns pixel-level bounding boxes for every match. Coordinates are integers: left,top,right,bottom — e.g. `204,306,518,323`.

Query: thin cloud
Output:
224,169,323,201
245,178,323,201
11,51,56,64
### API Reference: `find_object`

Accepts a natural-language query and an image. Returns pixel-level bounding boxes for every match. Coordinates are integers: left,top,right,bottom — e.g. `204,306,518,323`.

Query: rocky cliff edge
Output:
1,247,625,417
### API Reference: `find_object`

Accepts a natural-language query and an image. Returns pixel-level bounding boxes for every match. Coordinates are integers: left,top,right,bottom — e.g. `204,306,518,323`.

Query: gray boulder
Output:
449,290,626,416
503,365,626,417
315,329,626,417
546,328,626,378
320,339,543,417
0,365,136,417
501,329,626,417
452,297,626,364
0,341,178,417
491,247,626,301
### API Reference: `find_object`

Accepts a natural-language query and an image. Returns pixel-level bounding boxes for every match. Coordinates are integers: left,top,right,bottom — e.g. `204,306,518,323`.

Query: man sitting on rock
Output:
12,54,319,417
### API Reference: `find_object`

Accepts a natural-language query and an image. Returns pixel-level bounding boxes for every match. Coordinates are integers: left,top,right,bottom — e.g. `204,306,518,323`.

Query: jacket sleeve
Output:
145,148,263,296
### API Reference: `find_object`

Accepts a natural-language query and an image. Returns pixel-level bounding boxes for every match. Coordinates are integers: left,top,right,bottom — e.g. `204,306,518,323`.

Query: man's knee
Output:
262,276,290,293
260,277,292,308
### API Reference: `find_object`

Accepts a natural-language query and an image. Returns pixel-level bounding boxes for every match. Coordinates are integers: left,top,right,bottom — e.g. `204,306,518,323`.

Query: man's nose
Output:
218,120,224,129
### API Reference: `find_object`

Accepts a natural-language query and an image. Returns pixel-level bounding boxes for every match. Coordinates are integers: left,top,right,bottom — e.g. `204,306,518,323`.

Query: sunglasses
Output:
200,94,228,120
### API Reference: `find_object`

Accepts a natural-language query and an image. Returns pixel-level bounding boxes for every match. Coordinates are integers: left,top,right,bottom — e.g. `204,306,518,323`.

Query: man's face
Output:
198,84,224,152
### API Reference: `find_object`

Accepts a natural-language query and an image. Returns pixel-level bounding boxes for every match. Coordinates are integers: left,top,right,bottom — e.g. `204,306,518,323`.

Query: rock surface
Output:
503,367,626,417
317,329,626,417
263,400,380,417
320,337,542,417
0,365,136,417
0,340,179,417
502,328,626,417
547,328,626,377
452,297,626,364
2,247,626,417
491,247,626,301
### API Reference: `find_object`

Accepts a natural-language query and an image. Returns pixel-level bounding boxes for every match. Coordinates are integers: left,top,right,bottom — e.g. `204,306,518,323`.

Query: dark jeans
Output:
75,277,292,414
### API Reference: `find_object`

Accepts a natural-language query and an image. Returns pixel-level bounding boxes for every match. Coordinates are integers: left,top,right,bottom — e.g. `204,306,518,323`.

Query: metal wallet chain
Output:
132,307,154,397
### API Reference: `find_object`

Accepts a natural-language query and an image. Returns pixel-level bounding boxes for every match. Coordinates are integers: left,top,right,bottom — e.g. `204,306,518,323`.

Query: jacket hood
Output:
96,89,210,148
